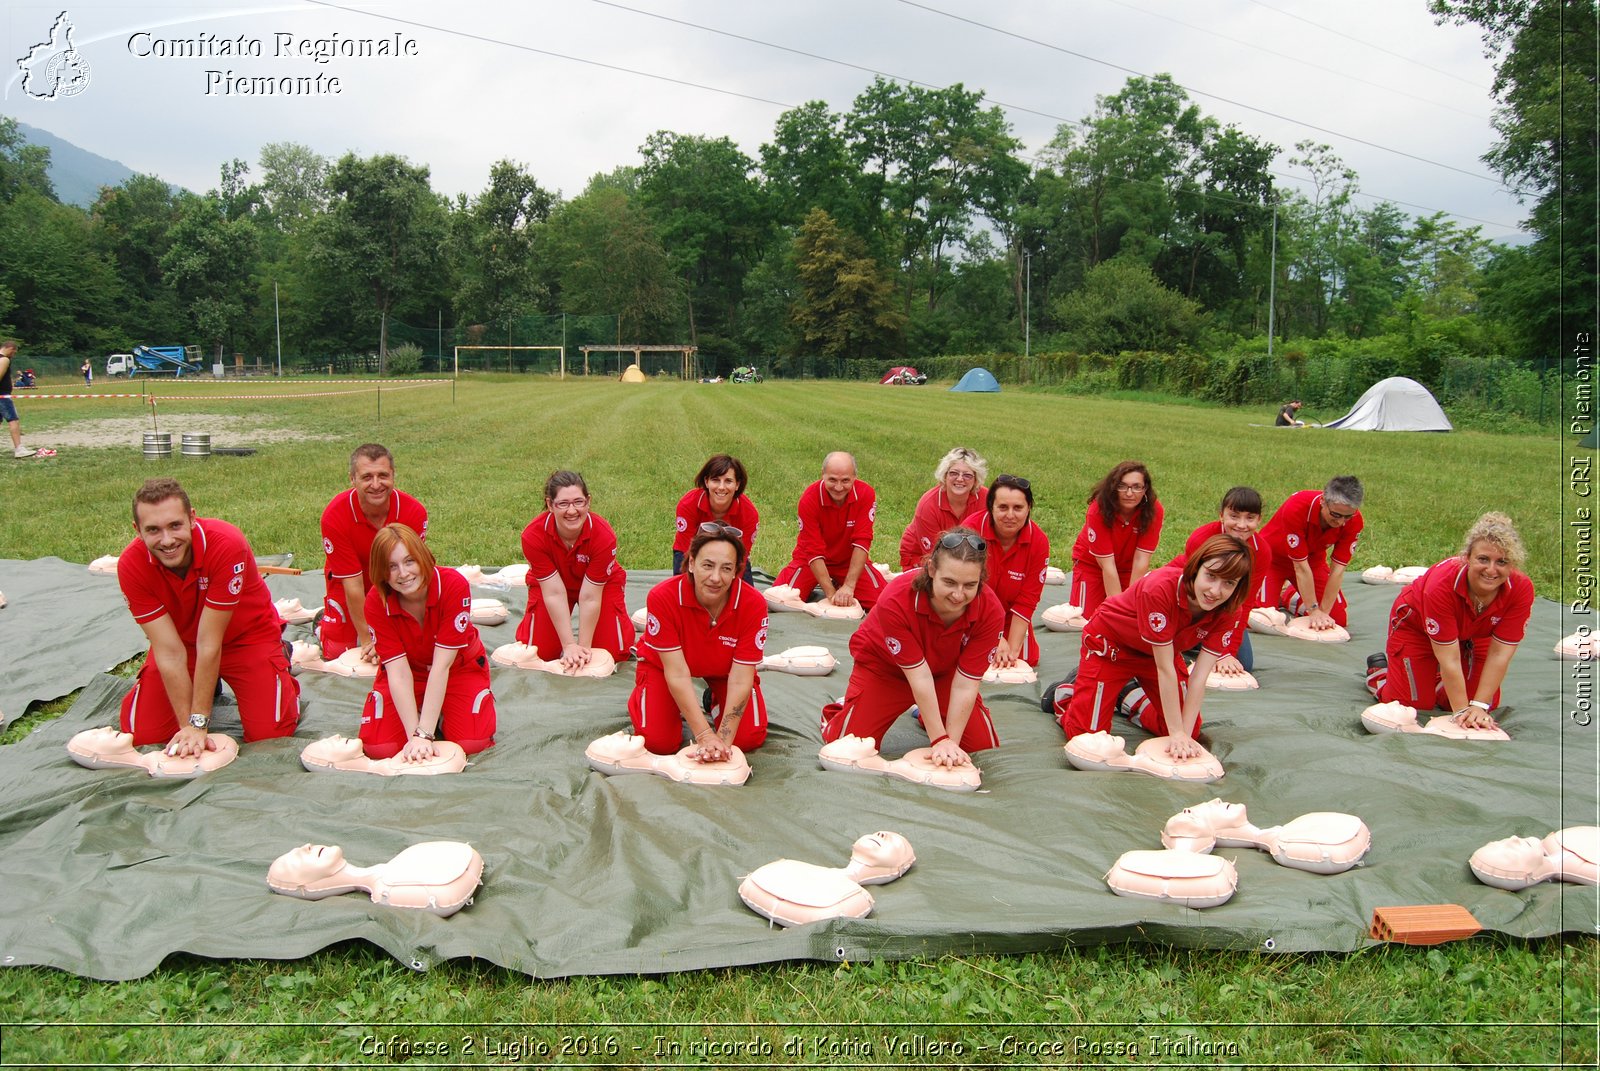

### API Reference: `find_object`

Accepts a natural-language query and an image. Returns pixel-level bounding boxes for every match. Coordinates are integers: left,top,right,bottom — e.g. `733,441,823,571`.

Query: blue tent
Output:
950,367,1000,392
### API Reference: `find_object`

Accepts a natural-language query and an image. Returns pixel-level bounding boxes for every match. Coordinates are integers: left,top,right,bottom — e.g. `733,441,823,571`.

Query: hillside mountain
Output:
14,121,186,207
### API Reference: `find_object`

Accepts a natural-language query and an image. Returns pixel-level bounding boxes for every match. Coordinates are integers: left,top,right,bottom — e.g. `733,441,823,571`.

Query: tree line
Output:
0,1,1589,380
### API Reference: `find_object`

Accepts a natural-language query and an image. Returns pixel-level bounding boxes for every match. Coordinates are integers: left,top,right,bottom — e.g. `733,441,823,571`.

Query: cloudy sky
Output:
3,0,1526,240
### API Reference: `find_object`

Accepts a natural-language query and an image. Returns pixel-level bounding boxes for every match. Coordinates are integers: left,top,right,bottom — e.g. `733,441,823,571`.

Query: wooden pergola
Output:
578,345,699,380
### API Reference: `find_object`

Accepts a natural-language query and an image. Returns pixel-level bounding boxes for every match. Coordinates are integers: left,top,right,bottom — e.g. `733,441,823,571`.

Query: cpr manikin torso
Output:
290,640,377,678
87,555,119,576
1040,602,1087,632
66,726,238,778
1104,850,1237,909
1249,607,1351,643
454,563,528,591
1205,667,1259,690
266,842,484,916
760,645,838,676
491,643,617,677
1042,565,1067,586
1361,565,1427,585
300,734,468,775
817,734,981,792
1469,827,1599,889
763,585,864,619
1160,798,1371,874
739,831,916,927
469,598,508,626
1555,631,1595,661
1064,730,1224,783
983,662,1037,684
1361,700,1511,741
584,730,750,785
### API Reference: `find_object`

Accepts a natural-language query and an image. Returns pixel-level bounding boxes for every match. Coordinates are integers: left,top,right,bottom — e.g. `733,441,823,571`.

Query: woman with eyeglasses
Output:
1055,534,1252,760
358,523,496,761
630,523,768,759
898,447,988,570
672,454,759,581
1069,460,1164,620
821,527,1005,768
1365,512,1532,731
515,470,635,671
962,474,1050,667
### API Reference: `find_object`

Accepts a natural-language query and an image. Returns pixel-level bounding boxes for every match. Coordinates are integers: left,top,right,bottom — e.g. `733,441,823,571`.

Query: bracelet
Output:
929,734,950,747
1468,700,1491,711
412,727,434,741
1455,707,1473,719
1307,602,1320,612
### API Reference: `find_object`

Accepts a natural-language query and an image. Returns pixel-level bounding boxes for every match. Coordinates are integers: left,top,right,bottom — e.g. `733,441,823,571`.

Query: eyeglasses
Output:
698,521,744,538
938,531,987,554
551,498,588,512
1326,508,1356,522
1116,483,1146,495
993,474,1031,491
946,470,976,482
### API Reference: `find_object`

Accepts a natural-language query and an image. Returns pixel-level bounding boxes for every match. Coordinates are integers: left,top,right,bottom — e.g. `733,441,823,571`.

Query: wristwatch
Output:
187,712,210,730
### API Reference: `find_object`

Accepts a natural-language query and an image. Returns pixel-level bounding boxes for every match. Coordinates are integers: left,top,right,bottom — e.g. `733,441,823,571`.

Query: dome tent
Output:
950,367,1000,393
620,364,646,383
1323,376,1451,431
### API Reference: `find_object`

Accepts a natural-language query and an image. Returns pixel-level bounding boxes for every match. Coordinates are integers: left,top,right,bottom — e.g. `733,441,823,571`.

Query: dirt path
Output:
32,416,337,449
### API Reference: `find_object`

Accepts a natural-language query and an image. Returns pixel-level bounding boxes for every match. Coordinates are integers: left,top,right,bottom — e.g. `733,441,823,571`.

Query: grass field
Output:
0,375,1592,1067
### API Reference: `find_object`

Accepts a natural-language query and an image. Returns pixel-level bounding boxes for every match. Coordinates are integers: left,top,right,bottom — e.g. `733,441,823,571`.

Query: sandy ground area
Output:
29,416,336,450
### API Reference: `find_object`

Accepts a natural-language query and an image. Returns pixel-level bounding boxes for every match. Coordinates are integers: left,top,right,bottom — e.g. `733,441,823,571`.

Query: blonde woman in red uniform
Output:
672,454,759,581
821,528,1004,769
962,474,1049,667
898,446,987,570
1055,534,1251,760
630,523,768,759
516,470,635,670
359,524,495,761
1069,460,1164,619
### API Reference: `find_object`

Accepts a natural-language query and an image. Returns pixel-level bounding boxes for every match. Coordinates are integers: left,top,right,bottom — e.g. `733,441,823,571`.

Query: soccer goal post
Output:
452,345,566,378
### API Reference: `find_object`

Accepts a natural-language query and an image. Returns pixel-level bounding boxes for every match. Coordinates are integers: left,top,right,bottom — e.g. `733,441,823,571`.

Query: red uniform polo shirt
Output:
963,510,1050,625
639,573,768,678
672,489,760,560
1261,489,1363,567
1392,556,1534,648
1168,522,1274,609
1071,498,1164,582
118,518,282,648
849,572,1004,680
793,479,877,570
521,511,627,600
901,484,988,563
321,488,428,584
1088,565,1245,660
365,566,485,676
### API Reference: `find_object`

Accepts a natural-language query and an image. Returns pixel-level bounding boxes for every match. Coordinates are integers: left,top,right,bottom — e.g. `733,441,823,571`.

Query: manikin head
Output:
986,474,1033,541
271,843,348,883
686,524,746,608
348,444,396,515
1217,486,1264,541
132,478,197,572
1320,476,1364,528
934,447,986,502
1183,535,1252,617
912,527,987,623
695,454,747,513
850,831,914,869
305,734,365,762
821,452,857,504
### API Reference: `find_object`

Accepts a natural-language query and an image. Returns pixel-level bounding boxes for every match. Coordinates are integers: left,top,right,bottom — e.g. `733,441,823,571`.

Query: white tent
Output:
1323,376,1452,431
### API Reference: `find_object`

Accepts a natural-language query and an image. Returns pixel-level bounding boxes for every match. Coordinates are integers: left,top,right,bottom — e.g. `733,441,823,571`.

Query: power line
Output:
1244,0,1492,90
1097,0,1489,120
892,0,1505,186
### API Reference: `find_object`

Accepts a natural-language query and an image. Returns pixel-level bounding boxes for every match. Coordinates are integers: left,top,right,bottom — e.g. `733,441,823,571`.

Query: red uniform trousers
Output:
627,661,768,755
1069,564,1117,620
316,590,362,659
1055,640,1197,740
515,592,634,661
1270,560,1349,627
359,661,496,759
820,669,999,753
1375,633,1500,711
121,640,300,746
773,560,885,609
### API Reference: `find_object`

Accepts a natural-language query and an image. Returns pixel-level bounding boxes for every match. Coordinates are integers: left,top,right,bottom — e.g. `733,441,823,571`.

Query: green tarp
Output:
0,566,1593,980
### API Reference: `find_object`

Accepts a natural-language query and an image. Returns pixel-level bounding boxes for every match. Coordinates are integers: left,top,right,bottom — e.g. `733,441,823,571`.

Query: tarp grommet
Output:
1262,938,1276,951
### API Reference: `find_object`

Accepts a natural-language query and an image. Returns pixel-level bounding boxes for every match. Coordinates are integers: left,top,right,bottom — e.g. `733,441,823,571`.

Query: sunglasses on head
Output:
937,531,987,554
993,474,1030,491
698,521,744,538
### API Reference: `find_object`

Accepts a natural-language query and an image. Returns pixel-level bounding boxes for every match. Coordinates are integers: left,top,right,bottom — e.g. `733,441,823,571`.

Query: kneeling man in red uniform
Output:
774,451,887,609
118,478,300,753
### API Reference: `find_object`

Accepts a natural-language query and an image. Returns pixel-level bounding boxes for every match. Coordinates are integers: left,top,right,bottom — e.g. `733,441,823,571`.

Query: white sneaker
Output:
13,446,35,459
